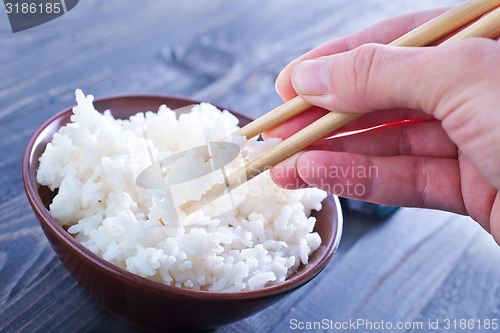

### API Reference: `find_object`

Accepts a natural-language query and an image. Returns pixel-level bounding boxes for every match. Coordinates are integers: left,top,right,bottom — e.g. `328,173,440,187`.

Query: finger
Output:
263,107,434,141
335,108,434,132
270,152,310,190
271,151,467,215
490,197,500,246
276,8,449,101
308,120,458,159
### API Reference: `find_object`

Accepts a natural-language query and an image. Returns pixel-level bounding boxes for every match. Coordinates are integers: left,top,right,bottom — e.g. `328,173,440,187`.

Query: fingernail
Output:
280,152,303,168
272,152,303,179
292,59,333,95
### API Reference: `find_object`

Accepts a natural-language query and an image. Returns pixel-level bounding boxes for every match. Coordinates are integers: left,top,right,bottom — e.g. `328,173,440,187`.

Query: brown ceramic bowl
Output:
22,95,343,332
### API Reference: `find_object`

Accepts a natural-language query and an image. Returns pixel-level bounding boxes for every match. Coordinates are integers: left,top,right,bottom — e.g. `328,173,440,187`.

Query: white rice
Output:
37,89,327,292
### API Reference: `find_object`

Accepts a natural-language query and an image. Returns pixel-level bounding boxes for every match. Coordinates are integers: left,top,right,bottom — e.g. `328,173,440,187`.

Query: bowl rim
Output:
22,93,343,300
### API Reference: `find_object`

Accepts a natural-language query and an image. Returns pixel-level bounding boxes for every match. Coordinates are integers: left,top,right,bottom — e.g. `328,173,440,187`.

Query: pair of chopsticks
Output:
180,0,500,215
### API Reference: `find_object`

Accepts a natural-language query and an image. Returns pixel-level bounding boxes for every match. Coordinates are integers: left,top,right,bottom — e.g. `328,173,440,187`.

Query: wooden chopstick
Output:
389,0,500,46
231,96,311,140
180,0,500,215
441,4,500,44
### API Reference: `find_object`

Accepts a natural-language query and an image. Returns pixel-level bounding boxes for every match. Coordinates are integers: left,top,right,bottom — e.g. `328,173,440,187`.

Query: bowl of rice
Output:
22,91,343,331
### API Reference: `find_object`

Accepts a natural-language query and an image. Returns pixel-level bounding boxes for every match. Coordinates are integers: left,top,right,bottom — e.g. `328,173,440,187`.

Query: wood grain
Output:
3,0,500,332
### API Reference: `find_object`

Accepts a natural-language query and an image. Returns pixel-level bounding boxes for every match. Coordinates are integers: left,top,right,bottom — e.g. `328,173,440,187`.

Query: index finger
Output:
276,8,449,101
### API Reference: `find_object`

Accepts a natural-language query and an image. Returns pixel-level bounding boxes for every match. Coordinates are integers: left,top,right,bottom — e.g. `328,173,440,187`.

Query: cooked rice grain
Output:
37,90,327,292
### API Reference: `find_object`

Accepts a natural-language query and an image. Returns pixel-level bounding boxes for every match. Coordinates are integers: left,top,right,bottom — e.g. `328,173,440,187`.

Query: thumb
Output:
290,39,497,120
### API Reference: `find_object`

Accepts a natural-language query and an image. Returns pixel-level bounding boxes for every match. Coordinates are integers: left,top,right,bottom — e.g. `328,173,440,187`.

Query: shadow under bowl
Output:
22,94,343,332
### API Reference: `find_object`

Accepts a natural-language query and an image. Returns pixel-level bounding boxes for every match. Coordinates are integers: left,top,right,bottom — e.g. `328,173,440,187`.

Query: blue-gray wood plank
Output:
3,0,500,332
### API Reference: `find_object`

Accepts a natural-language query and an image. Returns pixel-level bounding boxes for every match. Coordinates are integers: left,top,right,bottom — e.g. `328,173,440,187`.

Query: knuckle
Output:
349,44,381,98
411,159,429,208
356,160,374,201
397,126,412,156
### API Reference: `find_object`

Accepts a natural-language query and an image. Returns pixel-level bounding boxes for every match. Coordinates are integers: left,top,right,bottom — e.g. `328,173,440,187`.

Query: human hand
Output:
267,9,500,244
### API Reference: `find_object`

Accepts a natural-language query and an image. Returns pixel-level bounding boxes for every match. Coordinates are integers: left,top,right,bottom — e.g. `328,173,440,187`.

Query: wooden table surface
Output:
2,0,500,332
